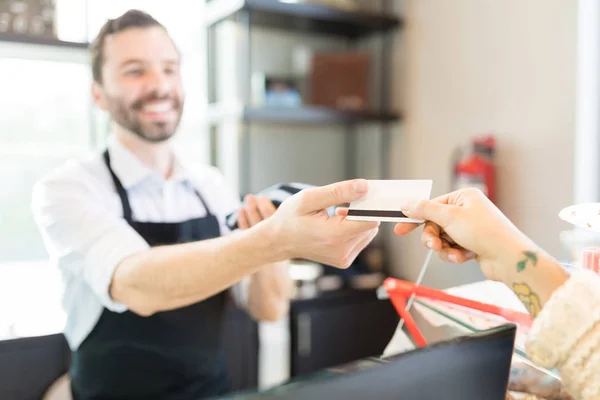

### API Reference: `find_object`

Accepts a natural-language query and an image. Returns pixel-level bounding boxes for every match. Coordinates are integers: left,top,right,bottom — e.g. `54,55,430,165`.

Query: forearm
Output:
111,222,289,316
495,236,570,317
246,261,295,321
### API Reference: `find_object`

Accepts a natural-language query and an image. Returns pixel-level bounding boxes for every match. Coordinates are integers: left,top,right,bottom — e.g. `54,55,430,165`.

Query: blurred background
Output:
1,0,598,398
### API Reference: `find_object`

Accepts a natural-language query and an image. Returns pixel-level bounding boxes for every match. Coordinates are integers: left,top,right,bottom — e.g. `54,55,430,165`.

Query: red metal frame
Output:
383,277,533,348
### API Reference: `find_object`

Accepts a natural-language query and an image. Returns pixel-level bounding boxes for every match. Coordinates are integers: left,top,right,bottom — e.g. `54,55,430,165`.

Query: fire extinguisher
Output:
451,135,497,204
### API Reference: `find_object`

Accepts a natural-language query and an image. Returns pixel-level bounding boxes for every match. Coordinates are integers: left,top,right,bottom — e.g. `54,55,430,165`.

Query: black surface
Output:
0,333,70,400
206,0,401,38
247,324,517,400
289,289,399,377
221,306,260,390
0,32,88,49
0,305,258,400
243,106,400,124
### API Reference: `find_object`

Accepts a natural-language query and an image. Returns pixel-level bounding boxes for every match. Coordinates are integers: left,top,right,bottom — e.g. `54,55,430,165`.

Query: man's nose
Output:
145,69,172,95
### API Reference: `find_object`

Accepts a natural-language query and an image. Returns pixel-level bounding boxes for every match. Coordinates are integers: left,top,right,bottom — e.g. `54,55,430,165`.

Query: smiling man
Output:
31,9,380,400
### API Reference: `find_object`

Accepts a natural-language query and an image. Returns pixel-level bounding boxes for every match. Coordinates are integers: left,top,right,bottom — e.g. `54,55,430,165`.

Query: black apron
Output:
70,150,230,400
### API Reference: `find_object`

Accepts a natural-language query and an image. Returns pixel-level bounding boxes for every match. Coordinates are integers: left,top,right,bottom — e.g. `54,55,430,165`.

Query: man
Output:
31,9,379,400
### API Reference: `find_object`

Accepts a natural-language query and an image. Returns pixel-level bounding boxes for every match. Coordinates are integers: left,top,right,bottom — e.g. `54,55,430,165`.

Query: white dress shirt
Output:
31,137,246,350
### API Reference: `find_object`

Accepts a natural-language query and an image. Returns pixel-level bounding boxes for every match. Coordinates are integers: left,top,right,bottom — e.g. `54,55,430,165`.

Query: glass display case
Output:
411,297,572,400
216,290,572,400
219,324,519,400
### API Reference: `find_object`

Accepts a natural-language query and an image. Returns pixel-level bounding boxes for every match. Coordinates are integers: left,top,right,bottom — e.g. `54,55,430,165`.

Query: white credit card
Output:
346,180,433,223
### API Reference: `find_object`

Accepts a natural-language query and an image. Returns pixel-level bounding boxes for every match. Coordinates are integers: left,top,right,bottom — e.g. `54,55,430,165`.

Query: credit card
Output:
346,180,433,223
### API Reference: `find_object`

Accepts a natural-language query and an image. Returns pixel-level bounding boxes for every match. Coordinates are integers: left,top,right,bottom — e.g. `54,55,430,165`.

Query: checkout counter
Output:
0,276,571,400
219,324,517,400
214,279,572,400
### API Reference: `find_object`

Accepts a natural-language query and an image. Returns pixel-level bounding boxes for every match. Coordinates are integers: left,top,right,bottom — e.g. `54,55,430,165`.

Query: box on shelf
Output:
310,51,370,111
0,0,56,38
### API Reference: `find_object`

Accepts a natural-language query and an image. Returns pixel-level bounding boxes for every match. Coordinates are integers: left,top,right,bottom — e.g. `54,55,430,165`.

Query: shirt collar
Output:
107,136,192,189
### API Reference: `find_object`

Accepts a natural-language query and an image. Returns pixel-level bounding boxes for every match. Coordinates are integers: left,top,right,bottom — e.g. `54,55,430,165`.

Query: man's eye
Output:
125,69,143,76
164,67,177,75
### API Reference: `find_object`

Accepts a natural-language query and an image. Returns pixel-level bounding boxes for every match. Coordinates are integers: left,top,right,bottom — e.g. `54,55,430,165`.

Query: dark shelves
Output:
245,106,400,123
205,0,401,38
207,103,400,124
0,32,88,49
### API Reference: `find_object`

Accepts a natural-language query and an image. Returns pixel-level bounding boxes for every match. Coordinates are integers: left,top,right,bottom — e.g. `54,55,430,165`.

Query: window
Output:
0,0,209,340
0,51,92,339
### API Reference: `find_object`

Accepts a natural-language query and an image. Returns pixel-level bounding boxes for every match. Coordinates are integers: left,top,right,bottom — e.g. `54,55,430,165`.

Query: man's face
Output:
93,26,184,143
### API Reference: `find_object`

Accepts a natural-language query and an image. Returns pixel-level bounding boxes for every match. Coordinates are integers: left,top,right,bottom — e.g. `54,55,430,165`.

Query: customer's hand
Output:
393,188,535,283
266,179,380,269
237,194,276,230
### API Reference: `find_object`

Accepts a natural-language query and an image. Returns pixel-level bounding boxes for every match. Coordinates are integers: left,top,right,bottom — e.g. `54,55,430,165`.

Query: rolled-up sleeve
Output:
32,169,149,312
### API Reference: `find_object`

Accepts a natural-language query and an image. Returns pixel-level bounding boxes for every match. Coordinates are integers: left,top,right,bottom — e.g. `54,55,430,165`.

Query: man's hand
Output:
238,194,277,230
265,179,380,269
237,194,293,321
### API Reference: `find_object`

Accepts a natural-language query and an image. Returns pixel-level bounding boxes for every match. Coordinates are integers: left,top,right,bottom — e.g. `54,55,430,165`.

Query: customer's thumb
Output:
401,199,454,227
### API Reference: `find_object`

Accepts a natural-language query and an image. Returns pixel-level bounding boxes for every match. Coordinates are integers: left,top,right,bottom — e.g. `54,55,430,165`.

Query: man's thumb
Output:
298,179,368,213
401,199,453,227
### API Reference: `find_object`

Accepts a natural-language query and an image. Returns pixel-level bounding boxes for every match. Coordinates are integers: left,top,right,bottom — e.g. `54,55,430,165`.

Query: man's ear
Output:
91,81,108,111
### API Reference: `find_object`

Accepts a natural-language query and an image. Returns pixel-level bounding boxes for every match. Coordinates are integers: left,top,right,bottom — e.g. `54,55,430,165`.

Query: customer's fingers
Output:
393,222,421,236
401,199,457,228
422,222,443,251
439,246,476,264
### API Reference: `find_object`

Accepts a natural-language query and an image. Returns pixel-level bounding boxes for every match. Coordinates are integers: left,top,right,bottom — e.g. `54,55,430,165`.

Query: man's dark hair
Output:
90,9,165,84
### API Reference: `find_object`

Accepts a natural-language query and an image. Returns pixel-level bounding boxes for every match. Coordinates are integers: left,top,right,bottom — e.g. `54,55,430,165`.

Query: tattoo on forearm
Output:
517,251,538,272
513,282,542,317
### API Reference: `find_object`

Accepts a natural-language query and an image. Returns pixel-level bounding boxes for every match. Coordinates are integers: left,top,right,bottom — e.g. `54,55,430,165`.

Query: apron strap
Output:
191,187,215,217
102,150,133,223
103,148,218,224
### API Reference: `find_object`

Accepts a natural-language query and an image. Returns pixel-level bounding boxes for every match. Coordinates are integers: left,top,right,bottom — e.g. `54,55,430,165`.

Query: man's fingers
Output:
245,205,262,226
336,207,349,217
336,218,380,237
243,195,262,226
257,196,276,219
400,199,456,228
298,179,368,214
238,208,249,230
346,228,379,267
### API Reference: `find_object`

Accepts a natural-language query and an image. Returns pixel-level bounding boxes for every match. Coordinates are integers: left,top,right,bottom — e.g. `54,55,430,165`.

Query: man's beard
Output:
106,92,184,143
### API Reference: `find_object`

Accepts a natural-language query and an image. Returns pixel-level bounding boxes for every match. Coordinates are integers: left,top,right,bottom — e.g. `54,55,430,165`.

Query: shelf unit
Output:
0,32,88,49
204,0,402,277
205,0,401,186
204,0,401,37
206,102,401,125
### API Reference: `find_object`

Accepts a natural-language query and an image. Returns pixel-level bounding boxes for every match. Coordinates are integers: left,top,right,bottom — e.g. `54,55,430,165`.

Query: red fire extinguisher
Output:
451,135,497,204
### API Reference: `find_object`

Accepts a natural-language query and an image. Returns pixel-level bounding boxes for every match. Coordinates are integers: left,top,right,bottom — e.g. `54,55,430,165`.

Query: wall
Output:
388,0,579,288
574,0,600,204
